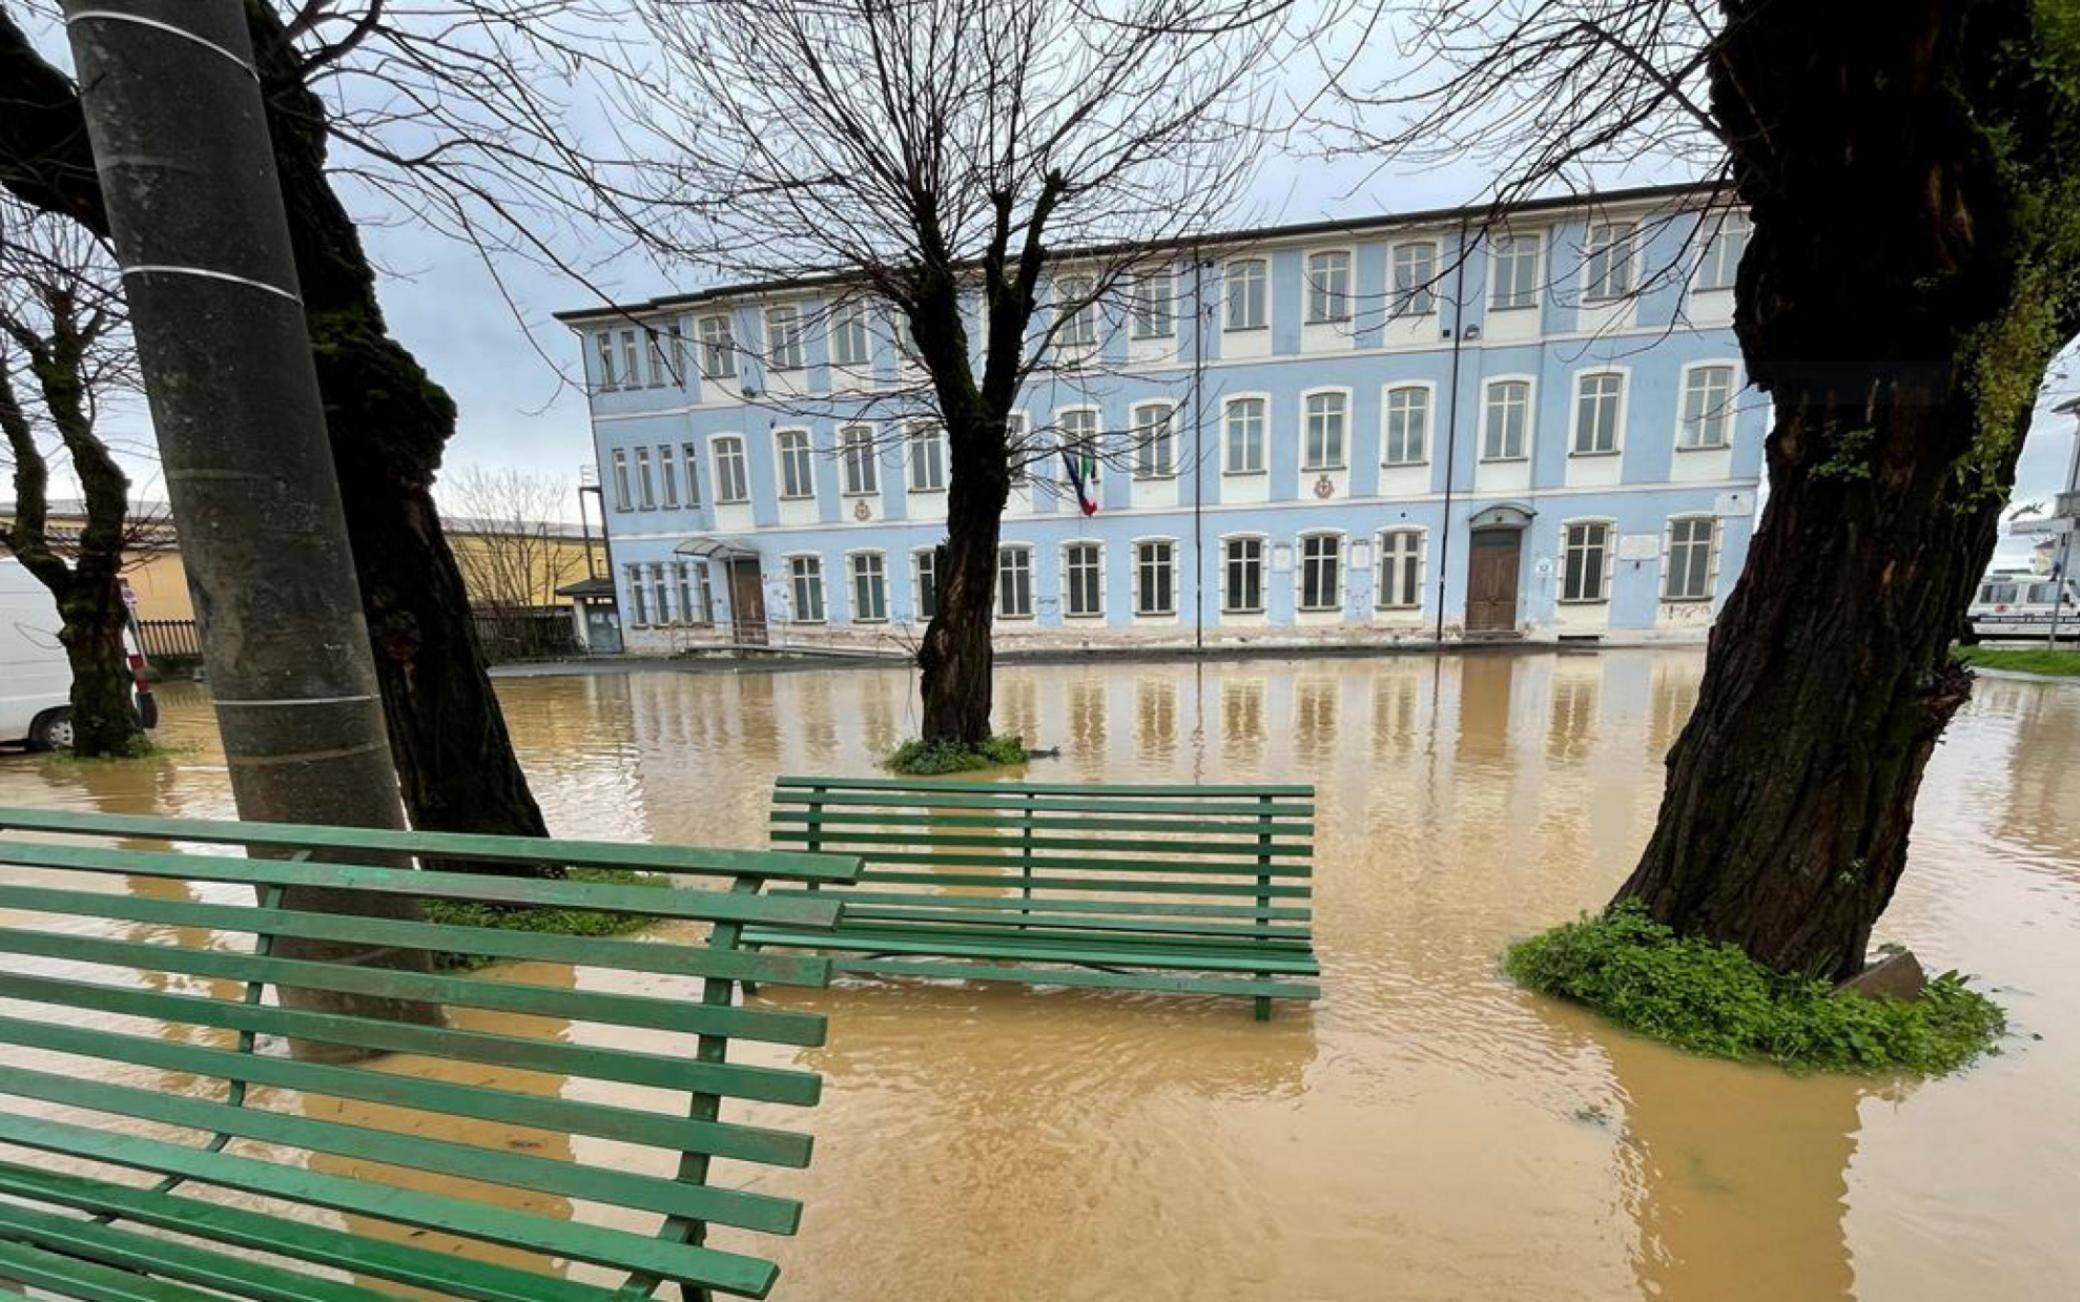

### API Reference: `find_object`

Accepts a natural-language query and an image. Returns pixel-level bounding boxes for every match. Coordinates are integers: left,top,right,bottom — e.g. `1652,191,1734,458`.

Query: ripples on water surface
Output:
2,650,2075,1300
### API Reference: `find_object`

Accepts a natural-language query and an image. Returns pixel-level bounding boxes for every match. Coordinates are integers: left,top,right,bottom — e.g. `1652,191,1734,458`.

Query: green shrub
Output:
885,733,1029,775
1954,645,2080,677
424,867,662,971
1504,901,2005,1075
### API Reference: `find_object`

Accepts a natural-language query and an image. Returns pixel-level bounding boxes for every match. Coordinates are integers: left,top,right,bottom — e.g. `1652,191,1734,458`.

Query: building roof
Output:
553,180,1720,327
555,574,617,599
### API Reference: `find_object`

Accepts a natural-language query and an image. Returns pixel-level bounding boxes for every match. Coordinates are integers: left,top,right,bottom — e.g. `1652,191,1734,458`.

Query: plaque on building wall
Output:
1618,533,1661,561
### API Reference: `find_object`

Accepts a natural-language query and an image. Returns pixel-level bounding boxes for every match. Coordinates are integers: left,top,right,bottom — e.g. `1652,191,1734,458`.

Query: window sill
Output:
1222,606,1265,616
1297,605,1340,614
839,491,878,499
907,486,947,495
1222,468,1267,478
1674,442,1730,453
1581,295,1631,306
1381,461,1429,470
1135,610,1177,620
1303,318,1353,328
1302,464,1348,474
1223,324,1270,334
1132,473,1179,483
778,493,816,502
1478,456,1529,465
1557,598,1611,606
792,619,827,626
1063,611,1105,621
1376,604,1421,612
854,618,888,625
1660,595,1713,604
997,613,1035,622
1568,449,1621,458
1130,332,1175,343
716,498,751,507
1488,302,1537,313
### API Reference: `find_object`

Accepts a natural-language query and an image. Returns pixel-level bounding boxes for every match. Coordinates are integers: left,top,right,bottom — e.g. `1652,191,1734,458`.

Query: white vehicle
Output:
1968,567,2079,642
0,558,156,750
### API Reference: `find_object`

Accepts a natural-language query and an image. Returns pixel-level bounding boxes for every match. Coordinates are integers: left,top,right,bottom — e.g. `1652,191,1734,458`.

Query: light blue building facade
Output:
561,184,1763,655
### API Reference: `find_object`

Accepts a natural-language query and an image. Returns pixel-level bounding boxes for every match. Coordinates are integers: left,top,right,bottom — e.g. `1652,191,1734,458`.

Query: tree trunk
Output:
56,566,142,756
917,421,1009,745
1613,0,2080,980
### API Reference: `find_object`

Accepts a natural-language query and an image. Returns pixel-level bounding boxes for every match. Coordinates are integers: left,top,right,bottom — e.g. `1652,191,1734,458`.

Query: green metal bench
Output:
0,807,862,1300
748,777,1320,1019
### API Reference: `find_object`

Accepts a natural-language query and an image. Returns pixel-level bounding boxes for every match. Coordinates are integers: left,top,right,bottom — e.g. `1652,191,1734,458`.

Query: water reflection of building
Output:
1991,680,2080,864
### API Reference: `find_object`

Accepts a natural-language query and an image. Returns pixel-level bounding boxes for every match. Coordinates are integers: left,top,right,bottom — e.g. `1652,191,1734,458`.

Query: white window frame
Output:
1390,240,1439,317
1131,269,1175,339
1221,393,1268,476
635,446,656,509
619,329,643,389
1663,515,1720,601
1131,401,1177,479
1376,529,1425,609
829,300,871,368
1220,534,1267,614
711,436,750,505
624,564,648,626
912,547,940,622
1061,540,1105,619
1480,375,1536,462
1381,382,1434,466
1297,532,1345,612
1676,360,1740,451
906,421,947,493
1300,387,1351,472
848,550,888,622
1560,519,1616,604
1057,406,1103,492
1583,221,1639,302
786,554,826,623
1054,275,1097,349
679,441,702,506
1006,410,1032,486
645,329,669,389
839,424,879,497
1305,248,1353,324
1223,257,1267,331
774,428,815,500
997,544,1034,619
610,448,632,511
649,563,672,624
1131,537,1177,617
1694,212,1750,292
659,443,680,509
766,304,805,371
1489,232,1542,310
698,313,735,380
1568,368,1628,457
594,331,617,390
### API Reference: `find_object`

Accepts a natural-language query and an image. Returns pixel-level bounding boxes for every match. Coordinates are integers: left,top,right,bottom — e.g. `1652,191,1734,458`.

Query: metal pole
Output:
1434,215,1472,646
1192,250,1207,654
2048,400,2080,646
63,0,435,1029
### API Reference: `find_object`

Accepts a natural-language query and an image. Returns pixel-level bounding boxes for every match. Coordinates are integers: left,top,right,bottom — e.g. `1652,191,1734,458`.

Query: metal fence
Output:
134,606,579,666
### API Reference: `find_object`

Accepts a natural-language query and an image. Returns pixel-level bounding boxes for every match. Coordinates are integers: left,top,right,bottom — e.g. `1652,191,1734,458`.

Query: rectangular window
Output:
610,449,632,511
635,447,656,509
1377,531,1422,608
666,325,686,387
1132,404,1175,479
713,436,749,504
1696,214,1749,291
1225,258,1266,330
680,442,702,505
1007,412,1031,486
1304,392,1347,470
651,564,672,624
674,562,696,625
1056,276,1096,348
830,301,871,368
908,422,946,492
1584,222,1637,301
767,305,804,371
1666,518,1716,600
620,329,643,388
1132,271,1174,339
1299,535,1341,611
646,329,669,387
659,444,679,508
789,555,825,622
1491,234,1540,309
1223,538,1263,613
841,425,878,495
1573,372,1623,454
776,430,815,500
1134,540,1175,616
998,546,1032,618
1680,365,1735,449
698,314,735,379
1306,250,1351,323
1383,386,1429,465
1563,522,1611,602
695,565,713,623
595,332,617,390
1483,381,1530,460
1059,409,1102,491
1391,242,1437,316
1064,542,1102,617
1224,397,1265,474
915,550,939,620
851,552,887,621
625,564,648,625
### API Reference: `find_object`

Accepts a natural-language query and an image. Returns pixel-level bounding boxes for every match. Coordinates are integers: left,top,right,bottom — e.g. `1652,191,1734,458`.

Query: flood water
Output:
2,649,2076,1300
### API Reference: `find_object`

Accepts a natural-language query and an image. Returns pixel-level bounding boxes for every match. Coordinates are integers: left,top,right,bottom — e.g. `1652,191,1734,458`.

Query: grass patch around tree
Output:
885,733,1030,775
1955,644,2080,677
423,866,665,971
1504,901,2006,1076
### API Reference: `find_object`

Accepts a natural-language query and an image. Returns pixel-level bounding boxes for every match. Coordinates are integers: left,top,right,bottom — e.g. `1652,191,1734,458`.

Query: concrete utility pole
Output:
63,0,435,1026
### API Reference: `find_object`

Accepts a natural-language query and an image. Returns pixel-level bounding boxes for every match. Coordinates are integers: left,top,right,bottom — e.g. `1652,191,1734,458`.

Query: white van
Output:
0,558,155,750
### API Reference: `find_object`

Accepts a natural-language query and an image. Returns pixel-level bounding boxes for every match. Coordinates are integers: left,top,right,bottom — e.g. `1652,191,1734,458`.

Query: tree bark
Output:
918,425,1009,744
1614,0,2080,979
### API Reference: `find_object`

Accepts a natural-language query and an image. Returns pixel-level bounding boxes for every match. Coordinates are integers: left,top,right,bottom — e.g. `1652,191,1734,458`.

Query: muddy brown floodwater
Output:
2,649,2075,1300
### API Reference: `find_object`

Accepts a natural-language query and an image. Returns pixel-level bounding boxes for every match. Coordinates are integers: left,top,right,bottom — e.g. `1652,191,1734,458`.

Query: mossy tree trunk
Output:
1614,0,2080,979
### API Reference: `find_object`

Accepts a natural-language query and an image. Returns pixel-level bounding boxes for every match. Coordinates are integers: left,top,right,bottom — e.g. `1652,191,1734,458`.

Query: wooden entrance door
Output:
1465,528,1522,633
728,558,767,644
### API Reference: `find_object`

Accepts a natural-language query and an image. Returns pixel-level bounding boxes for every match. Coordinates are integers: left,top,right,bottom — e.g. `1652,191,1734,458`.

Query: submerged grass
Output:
1505,902,2006,1076
1955,645,2080,677
885,733,1029,775
424,866,663,971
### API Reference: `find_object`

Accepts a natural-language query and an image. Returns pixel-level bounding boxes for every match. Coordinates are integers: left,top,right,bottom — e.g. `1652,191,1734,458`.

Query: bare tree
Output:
442,465,587,609
0,198,148,755
1328,0,2080,979
622,0,1290,746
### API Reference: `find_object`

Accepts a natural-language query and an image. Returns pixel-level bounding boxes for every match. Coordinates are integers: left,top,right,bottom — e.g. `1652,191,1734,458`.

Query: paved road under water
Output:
2,649,2075,1299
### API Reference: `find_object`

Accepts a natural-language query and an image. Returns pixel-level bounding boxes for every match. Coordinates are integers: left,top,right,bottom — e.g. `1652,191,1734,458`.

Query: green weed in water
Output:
885,733,1029,775
424,867,664,971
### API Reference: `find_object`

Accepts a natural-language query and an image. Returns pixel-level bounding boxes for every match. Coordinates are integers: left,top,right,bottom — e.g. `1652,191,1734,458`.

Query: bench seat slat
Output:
773,790,1314,817
790,846,1311,878
830,957,1320,1001
770,828,1310,857
0,1238,230,1302
740,926,1321,976
776,776,1315,796
0,807,856,884
771,887,1311,922
0,842,844,930
0,882,833,986
832,904,1313,941
0,1015,812,1168
857,868,1309,897
0,1163,625,1302
753,920,1317,962
0,1066,801,1234
0,1114,782,1298
0,926,825,1045
772,809,1315,838
0,971,821,1105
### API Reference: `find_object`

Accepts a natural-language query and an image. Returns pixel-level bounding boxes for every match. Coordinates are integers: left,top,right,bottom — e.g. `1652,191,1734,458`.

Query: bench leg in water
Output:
1254,995,1272,1022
